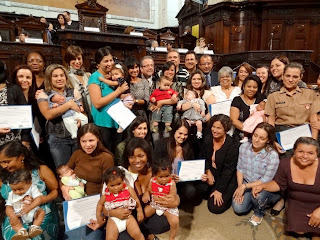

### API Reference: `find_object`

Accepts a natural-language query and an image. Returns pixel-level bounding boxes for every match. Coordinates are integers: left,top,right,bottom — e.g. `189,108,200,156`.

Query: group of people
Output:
0,44,320,240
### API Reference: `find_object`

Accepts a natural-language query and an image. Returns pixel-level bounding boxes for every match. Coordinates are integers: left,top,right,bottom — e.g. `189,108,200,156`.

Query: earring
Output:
21,160,24,163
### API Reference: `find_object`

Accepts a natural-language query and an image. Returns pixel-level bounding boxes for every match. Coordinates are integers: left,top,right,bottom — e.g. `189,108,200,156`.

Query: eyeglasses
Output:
142,64,154,68
200,63,213,66
28,59,43,64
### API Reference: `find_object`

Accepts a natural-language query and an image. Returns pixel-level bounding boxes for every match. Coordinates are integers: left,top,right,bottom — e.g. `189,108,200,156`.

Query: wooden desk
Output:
0,41,62,74
58,29,146,69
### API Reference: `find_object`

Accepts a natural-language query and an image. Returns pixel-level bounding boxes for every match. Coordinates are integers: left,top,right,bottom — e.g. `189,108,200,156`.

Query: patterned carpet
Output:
157,200,310,240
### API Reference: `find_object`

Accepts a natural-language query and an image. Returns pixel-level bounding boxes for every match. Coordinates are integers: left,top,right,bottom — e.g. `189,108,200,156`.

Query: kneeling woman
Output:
199,114,240,214
232,123,280,226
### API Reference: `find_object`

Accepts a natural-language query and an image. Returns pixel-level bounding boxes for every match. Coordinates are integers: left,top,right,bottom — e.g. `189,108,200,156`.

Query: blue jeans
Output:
232,190,280,218
47,135,77,168
152,105,173,123
64,225,104,240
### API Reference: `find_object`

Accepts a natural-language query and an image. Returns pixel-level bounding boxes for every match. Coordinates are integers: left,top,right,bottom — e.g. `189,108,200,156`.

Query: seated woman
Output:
194,37,208,54
230,75,264,142
199,114,240,214
152,119,203,206
232,123,280,226
61,123,114,239
122,138,180,239
0,141,59,240
253,137,320,240
233,63,253,88
115,116,150,166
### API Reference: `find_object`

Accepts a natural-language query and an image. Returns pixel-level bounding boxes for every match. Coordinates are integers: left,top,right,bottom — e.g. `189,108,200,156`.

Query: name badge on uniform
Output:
276,101,286,104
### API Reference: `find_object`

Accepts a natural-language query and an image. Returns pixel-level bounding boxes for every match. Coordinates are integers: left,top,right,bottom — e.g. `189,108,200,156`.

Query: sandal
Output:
248,215,263,226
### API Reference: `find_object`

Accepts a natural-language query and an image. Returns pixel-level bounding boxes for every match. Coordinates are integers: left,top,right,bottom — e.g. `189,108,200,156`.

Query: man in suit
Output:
63,11,79,30
199,55,219,87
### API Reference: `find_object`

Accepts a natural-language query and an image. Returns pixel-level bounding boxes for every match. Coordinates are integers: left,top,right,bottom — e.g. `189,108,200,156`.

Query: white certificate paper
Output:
276,124,312,151
63,194,100,231
106,99,136,130
0,105,33,129
209,100,232,117
177,159,205,182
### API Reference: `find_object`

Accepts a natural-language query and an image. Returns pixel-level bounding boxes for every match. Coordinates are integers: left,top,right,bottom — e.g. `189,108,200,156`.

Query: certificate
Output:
63,194,100,231
209,100,232,117
177,159,205,182
276,124,312,151
106,99,136,130
0,105,33,129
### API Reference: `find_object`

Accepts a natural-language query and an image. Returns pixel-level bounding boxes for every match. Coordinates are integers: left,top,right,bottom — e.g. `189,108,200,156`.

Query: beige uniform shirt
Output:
265,86,318,126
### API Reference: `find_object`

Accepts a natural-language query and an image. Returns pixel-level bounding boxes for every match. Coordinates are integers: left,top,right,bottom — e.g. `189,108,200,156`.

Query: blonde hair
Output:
44,64,73,91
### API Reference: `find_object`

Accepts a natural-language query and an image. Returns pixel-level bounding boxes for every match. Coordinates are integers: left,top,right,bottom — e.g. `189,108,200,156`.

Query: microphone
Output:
269,32,274,50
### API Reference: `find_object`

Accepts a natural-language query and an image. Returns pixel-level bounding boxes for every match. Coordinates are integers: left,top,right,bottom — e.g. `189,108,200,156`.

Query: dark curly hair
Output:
103,166,125,185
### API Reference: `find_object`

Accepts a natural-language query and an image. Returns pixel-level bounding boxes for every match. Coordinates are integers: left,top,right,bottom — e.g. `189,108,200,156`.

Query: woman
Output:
230,75,264,142
122,138,179,238
115,116,149,167
256,66,270,95
0,61,30,147
0,140,59,240
88,47,128,152
199,114,239,214
252,137,320,239
233,63,253,88
210,66,241,103
124,57,149,120
65,45,92,122
56,14,67,30
152,119,203,205
25,51,46,91
183,70,215,121
62,123,114,239
37,64,83,167
194,37,208,54
232,123,280,226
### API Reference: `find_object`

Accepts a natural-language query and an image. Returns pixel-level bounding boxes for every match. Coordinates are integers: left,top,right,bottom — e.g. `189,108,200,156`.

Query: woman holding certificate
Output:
0,61,30,147
62,123,115,239
199,114,240,214
252,137,320,239
152,119,203,205
88,47,129,152
0,140,59,240
232,123,280,226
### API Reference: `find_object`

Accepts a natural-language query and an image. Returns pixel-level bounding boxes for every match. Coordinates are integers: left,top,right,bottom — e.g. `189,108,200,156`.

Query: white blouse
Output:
210,86,241,102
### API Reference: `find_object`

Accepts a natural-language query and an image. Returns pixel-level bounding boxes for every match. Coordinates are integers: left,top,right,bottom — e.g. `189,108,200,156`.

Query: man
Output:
166,50,189,84
199,54,219,87
184,51,198,74
140,56,158,95
63,11,79,30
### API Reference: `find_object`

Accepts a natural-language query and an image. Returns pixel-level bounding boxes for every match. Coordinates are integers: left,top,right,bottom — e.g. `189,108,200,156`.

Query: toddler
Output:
241,101,266,143
150,76,178,133
177,89,206,139
96,167,144,240
49,92,88,139
56,165,87,199
142,159,179,240
6,169,45,240
99,63,134,133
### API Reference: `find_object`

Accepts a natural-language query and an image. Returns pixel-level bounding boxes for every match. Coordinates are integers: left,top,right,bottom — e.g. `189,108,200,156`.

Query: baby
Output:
241,101,266,143
49,93,88,139
96,167,144,240
150,76,178,133
177,89,206,139
99,63,134,133
6,169,45,240
142,159,179,240
56,165,87,199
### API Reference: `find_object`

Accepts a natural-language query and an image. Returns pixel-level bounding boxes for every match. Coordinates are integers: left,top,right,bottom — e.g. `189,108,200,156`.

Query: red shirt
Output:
150,88,177,102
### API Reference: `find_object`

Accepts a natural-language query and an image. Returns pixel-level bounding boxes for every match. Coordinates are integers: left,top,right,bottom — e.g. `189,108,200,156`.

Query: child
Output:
5,169,45,240
142,159,179,240
96,167,144,240
56,165,87,199
177,89,206,139
99,63,134,133
150,76,178,133
48,93,88,139
241,101,266,143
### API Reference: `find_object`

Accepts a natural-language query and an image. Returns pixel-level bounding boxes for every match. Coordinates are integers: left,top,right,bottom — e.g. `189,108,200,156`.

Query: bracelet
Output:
243,183,247,191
